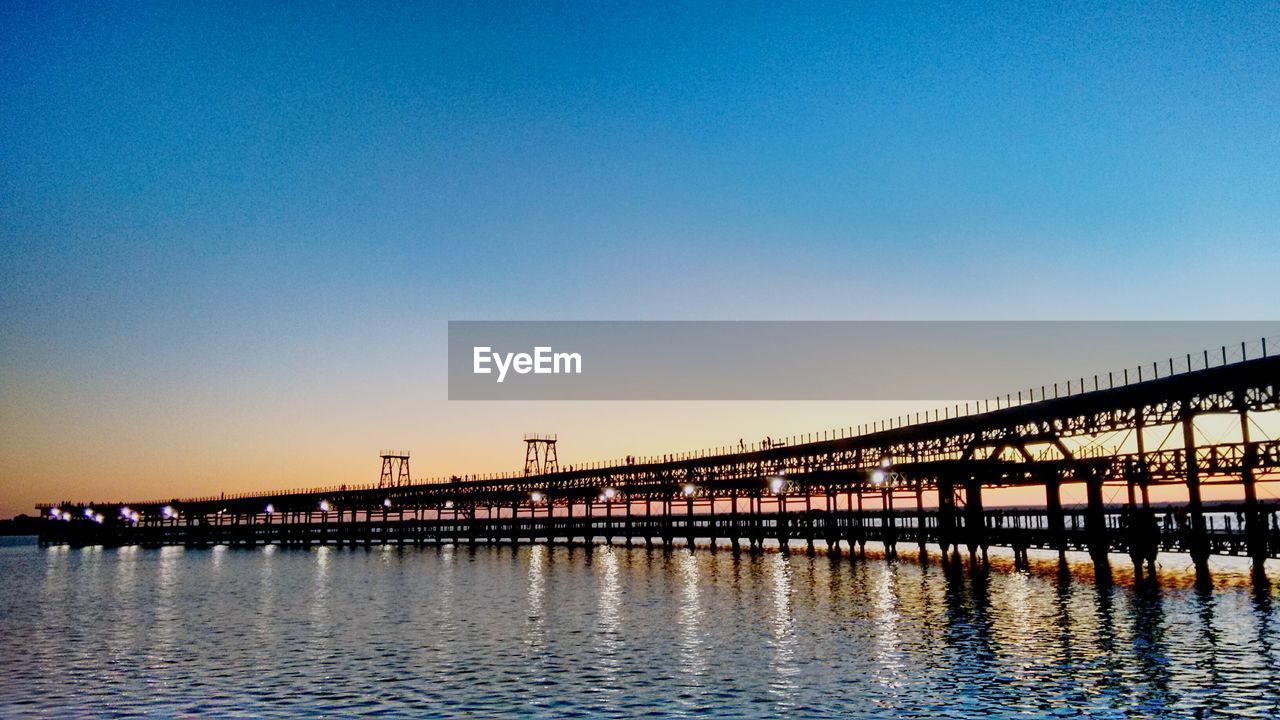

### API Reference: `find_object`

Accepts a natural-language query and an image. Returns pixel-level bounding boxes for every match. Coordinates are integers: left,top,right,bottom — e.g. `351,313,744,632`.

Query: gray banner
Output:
447,321,1279,400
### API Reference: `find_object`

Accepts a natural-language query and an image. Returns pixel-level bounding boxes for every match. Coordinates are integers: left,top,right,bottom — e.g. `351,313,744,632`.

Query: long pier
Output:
38,348,1280,585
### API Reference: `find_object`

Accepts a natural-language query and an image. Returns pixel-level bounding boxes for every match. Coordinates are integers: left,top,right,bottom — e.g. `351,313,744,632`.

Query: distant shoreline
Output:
0,516,42,536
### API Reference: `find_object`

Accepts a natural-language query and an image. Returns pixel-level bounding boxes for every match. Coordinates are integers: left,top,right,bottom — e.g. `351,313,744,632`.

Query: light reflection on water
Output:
1,541,1278,718
521,542,549,717
593,546,623,714
674,549,707,716
766,554,798,710
871,562,903,694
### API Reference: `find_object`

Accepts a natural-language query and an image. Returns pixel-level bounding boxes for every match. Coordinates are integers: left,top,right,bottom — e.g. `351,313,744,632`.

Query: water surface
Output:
2,539,1278,718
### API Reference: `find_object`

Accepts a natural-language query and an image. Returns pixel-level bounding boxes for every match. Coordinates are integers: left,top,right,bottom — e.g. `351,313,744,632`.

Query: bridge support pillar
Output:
963,475,987,567
915,483,928,564
937,476,957,564
823,492,839,559
749,494,762,555
1182,412,1211,585
1084,469,1112,585
1240,406,1269,579
686,495,695,550
643,498,651,548
1013,546,1030,571
854,490,867,560
776,508,790,555
1125,472,1159,582
713,497,722,550
625,495,633,548
882,488,896,560
1124,474,1144,581
1045,472,1066,565
729,492,740,554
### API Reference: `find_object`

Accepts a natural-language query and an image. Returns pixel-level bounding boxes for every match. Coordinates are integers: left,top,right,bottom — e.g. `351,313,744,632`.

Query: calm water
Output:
2,538,1279,719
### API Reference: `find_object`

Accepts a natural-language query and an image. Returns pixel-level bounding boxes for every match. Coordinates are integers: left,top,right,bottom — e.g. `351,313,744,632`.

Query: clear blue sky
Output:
1,2,1278,516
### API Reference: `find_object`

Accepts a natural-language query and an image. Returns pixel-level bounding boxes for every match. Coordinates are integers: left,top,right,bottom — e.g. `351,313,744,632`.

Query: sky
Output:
2,2,1279,518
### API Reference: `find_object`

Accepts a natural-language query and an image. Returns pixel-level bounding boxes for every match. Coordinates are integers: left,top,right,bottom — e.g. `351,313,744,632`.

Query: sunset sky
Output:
3,3,1279,518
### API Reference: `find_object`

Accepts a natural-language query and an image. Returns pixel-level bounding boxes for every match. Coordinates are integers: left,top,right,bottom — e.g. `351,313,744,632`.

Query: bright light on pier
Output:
871,469,886,486
383,498,392,508
319,500,331,512
161,505,176,519
682,484,696,497
602,487,617,500
530,491,545,503
769,477,785,494
265,504,275,514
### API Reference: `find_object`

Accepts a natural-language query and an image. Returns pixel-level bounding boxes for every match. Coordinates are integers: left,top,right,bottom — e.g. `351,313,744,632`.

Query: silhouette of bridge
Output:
38,341,1280,585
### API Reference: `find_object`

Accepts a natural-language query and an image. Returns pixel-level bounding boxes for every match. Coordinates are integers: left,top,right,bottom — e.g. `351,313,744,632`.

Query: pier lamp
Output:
880,457,891,468
83,507,94,519
129,510,140,523
383,498,392,508
530,491,545,504
265,503,275,514
61,510,71,521
682,484,696,497
602,487,617,501
49,508,60,520
444,500,454,509
319,500,331,513
871,469,886,486
93,513,104,524
769,477,786,494
119,506,131,518
161,505,177,519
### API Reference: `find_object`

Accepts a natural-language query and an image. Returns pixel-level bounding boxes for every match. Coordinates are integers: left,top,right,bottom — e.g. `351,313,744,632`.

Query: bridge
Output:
37,342,1280,585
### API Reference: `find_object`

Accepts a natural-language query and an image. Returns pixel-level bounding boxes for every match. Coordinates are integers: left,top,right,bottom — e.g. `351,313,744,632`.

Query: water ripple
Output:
0,539,1278,718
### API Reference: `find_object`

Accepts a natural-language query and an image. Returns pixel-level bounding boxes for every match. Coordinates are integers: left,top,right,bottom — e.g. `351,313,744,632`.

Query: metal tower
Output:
379,450,411,488
523,434,558,476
